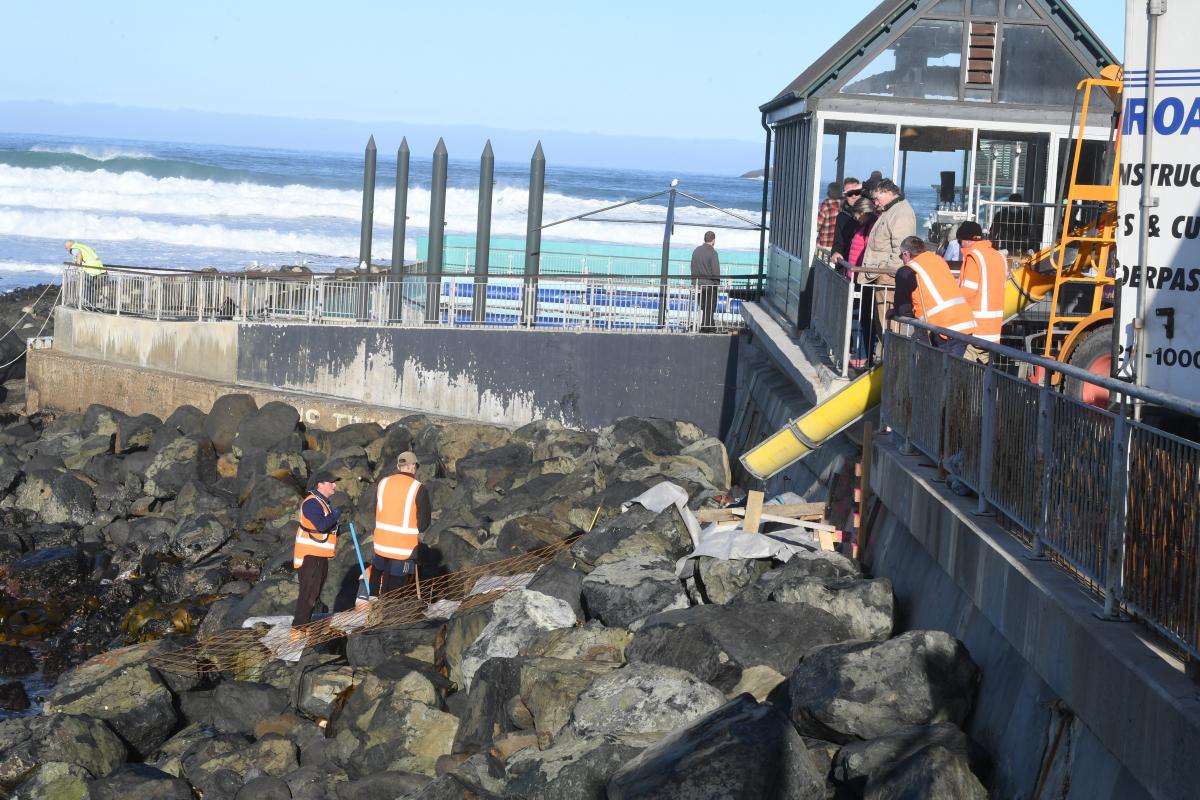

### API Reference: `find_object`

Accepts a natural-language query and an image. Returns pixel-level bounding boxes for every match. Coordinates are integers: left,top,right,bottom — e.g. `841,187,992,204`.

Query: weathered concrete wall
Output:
237,323,740,435
27,349,420,431
54,307,238,383
868,437,1200,800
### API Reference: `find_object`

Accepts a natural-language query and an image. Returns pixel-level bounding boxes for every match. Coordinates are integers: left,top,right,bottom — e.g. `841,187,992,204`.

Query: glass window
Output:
841,20,964,101
998,24,1088,105
932,0,965,13
972,0,999,15
1004,0,1038,19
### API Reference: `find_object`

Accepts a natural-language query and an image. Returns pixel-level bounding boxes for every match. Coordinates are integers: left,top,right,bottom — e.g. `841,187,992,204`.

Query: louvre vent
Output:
967,21,996,86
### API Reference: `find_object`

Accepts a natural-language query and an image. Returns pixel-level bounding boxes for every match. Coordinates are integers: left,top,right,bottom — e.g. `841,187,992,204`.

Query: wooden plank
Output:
699,503,826,524
742,491,764,534
818,530,836,551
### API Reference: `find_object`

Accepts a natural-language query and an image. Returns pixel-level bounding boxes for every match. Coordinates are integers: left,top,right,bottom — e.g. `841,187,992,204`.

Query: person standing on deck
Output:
690,231,721,333
830,177,864,267
292,472,341,628
372,451,431,596
64,240,105,275
955,220,1007,364
861,179,917,351
816,182,842,250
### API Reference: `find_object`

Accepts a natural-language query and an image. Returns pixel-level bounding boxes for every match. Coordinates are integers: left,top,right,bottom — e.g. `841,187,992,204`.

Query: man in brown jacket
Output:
860,179,917,353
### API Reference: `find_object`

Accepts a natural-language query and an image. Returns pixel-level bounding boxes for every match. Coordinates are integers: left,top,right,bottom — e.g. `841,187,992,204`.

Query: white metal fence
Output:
881,318,1200,660
59,267,752,333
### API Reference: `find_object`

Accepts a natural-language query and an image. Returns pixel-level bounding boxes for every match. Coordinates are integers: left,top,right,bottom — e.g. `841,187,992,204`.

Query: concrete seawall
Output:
39,307,741,435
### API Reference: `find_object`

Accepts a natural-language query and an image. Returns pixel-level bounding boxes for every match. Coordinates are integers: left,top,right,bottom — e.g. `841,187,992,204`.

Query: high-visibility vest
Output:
909,252,977,335
73,243,105,276
293,492,337,568
959,240,1006,343
375,473,423,560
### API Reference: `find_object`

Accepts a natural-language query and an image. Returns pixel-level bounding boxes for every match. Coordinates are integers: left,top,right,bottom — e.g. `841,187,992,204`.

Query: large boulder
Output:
496,514,574,556
503,734,644,800
80,404,124,440
345,622,442,669
735,549,862,601
233,402,301,454
570,505,690,569
11,760,91,799
606,694,825,800
142,436,204,499
459,590,576,692
864,744,989,800
152,405,208,452
832,722,990,794
568,663,725,741
748,574,894,641
181,734,298,792
13,469,95,526
0,714,125,788
436,423,512,476
170,514,231,564
687,556,772,605
327,682,458,778
520,657,621,745
83,763,195,800
44,642,178,758
580,554,689,629
450,656,524,756
209,681,290,736
456,443,532,492
237,475,302,534
525,561,586,621
204,394,259,454
439,605,494,690
116,413,162,454
521,622,631,663
788,631,980,743
627,601,862,692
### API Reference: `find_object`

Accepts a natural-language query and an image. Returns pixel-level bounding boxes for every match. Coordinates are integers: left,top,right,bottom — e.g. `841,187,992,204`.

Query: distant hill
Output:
740,168,766,179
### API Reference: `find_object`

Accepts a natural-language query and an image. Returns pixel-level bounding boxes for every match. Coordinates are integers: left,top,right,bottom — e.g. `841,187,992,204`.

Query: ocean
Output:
0,131,943,291
0,132,779,290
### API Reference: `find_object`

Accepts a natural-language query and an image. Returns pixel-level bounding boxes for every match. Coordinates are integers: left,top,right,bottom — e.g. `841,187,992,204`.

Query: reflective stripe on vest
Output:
375,473,422,560
960,241,1006,342
910,253,977,336
73,243,105,275
294,493,337,568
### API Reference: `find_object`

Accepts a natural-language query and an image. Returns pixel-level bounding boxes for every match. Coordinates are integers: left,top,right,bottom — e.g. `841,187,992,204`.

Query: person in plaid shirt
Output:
816,182,842,249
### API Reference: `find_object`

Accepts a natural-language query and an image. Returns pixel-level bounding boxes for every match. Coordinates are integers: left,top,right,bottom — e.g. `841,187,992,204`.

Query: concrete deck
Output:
739,301,853,406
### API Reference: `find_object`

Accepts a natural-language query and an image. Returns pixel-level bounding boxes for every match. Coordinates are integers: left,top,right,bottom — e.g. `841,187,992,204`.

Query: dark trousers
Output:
698,283,718,332
370,554,415,596
292,556,329,626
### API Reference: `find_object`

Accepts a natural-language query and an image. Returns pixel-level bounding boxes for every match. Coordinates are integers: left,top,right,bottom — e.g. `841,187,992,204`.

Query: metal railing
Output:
59,266,752,333
436,245,758,279
881,317,1200,660
809,249,896,377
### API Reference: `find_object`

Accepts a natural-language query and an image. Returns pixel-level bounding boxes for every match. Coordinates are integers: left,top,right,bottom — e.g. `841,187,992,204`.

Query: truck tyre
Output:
1065,324,1113,408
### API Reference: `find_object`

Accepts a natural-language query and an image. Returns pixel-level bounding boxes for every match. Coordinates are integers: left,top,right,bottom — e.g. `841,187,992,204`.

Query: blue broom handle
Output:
348,522,371,596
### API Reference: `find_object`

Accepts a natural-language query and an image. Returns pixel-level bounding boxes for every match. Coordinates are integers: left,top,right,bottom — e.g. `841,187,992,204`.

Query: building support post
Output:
426,138,448,324
474,141,494,323
524,142,545,327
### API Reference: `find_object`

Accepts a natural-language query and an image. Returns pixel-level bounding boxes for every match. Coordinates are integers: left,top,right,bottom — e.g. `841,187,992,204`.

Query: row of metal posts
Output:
357,137,546,327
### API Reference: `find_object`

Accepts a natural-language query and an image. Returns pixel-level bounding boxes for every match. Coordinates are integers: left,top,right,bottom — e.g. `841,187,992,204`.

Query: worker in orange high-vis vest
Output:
889,236,976,358
372,451,431,596
292,471,342,627
955,220,1006,364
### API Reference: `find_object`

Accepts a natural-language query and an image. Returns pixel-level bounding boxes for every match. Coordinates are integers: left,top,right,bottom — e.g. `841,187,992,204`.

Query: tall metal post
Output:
1031,371,1055,558
524,142,545,326
976,364,996,515
474,140,494,323
359,135,377,269
658,186,678,328
758,113,772,296
1101,393,1131,618
426,138,448,324
391,138,409,275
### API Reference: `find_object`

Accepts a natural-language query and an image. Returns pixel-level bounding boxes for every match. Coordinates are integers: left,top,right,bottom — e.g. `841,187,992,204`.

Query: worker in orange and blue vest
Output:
372,451,431,596
889,235,977,357
956,220,1007,364
292,471,341,626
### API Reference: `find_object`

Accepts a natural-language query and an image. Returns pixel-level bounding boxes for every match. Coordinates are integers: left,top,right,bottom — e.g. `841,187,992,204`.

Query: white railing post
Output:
114,273,123,316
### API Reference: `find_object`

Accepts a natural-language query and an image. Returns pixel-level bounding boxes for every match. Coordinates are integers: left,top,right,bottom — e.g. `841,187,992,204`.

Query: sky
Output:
0,0,1126,170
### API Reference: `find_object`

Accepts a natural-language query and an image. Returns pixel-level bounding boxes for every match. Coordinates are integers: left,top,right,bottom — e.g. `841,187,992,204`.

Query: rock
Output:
211,681,290,736
496,514,574,556
284,763,350,800
296,664,365,720
501,733,641,799
436,423,512,476
580,554,688,630
606,694,825,800
788,631,980,743
506,695,535,731
727,665,786,702
8,546,87,589
754,575,894,641
152,405,208,452
142,436,202,499
523,561,586,622
328,684,458,778
325,422,384,455
237,475,302,534
0,682,29,711
600,417,689,457
80,404,124,440
335,770,431,799
236,775,293,799
569,663,725,741
459,590,576,691
13,470,95,526
345,622,442,669
626,601,864,692
44,642,178,758
182,734,299,790
87,763,195,800
440,605,494,691
147,723,217,778
521,622,630,663
863,744,988,800
679,437,731,490
570,505,691,569
365,423,413,479
735,549,862,602
456,443,532,491
204,394,259,454
688,557,772,604
62,433,113,471
170,514,231,564
11,760,91,799
0,645,35,676
451,656,523,755
116,413,162,453
520,657,620,745
0,714,125,788
832,722,990,794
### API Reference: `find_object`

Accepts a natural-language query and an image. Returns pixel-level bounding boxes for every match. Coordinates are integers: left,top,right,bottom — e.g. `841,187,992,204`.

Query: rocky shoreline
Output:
0,395,990,798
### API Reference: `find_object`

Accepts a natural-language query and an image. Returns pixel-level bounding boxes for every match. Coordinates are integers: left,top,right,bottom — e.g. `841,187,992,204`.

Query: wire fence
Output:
59,266,756,334
881,319,1200,661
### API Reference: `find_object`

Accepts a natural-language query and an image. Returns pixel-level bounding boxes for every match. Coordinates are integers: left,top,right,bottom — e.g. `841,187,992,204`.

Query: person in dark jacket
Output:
292,472,342,627
690,230,721,332
830,177,864,267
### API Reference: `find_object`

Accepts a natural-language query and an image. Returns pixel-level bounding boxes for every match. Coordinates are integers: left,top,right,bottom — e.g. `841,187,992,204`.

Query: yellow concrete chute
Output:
740,262,1055,481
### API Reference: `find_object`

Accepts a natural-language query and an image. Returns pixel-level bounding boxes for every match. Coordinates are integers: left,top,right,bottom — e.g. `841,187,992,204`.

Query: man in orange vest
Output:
889,236,977,357
372,451,431,596
292,471,341,627
956,220,1006,364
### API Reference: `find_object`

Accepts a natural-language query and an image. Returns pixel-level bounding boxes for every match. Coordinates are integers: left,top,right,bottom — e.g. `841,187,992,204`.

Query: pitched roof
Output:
760,0,1118,113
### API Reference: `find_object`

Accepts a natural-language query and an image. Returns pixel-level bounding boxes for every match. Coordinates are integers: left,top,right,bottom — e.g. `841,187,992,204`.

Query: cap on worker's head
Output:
311,470,340,486
395,451,419,468
957,220,984,241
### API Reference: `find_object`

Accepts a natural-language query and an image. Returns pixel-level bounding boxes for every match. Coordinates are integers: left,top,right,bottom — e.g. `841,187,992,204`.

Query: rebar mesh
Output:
150,537,576,676
1043,395,1114,580
943,356,984,487
988,373,1041,531
908,341,946,459
881,335,912,435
